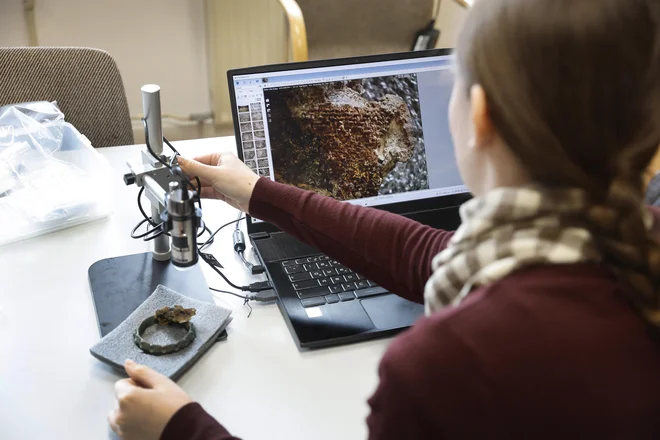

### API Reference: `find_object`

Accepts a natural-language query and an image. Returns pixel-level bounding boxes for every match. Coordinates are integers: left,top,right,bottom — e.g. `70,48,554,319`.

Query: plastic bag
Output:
0,101,112,246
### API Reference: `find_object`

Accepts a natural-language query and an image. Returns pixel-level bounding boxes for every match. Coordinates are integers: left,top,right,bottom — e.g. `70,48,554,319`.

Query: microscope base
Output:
88,252,214,337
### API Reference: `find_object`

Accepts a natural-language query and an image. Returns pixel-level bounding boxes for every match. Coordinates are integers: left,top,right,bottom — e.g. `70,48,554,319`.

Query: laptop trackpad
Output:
361,295,425,329
295,300,376,344
317,300,376,333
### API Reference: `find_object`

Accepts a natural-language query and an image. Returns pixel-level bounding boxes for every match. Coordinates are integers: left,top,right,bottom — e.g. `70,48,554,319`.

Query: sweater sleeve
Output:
161,403,240,440
249,178,455,303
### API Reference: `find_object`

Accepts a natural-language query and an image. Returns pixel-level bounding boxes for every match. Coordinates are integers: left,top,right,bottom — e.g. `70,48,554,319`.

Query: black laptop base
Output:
251,232,425,349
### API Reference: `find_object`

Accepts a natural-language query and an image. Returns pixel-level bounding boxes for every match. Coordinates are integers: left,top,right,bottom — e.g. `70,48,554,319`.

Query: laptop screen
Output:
231,53,468,219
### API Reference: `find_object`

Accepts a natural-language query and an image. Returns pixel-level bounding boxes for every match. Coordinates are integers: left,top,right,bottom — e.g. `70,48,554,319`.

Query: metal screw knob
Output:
123,173,136,185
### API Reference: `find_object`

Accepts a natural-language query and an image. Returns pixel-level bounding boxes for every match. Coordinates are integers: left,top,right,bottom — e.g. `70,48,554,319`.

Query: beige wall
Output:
437,0,468,48
0,1,467,121
0,0,211,118
2,1,31,46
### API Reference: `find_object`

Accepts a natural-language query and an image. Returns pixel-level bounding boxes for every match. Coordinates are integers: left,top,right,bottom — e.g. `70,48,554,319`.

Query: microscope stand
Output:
88,252,214,337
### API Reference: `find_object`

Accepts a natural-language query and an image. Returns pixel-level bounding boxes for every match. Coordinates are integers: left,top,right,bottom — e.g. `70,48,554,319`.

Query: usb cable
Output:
232,226,266,275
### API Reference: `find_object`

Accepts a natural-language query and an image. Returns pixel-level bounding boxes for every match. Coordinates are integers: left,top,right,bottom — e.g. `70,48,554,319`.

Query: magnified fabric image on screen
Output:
264,74,429,201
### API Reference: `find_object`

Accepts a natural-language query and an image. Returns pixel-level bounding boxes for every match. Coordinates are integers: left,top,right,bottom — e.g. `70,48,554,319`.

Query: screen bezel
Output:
227,48,469,235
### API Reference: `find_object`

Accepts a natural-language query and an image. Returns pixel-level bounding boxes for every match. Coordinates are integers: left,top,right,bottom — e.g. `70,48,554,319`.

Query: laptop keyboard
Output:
281,255,388,307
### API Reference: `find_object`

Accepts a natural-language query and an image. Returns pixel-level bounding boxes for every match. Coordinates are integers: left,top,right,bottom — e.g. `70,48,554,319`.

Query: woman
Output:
109,0,660,438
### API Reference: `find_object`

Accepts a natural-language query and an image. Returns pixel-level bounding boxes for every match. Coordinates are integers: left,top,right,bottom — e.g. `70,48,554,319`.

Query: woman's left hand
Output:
109,359,193,440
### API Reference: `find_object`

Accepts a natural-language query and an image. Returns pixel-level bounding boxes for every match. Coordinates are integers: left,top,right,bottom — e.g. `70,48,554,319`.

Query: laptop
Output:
228,49,470,349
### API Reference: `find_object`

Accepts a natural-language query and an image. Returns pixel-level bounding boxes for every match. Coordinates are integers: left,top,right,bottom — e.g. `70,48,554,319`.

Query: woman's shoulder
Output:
380,263,645,396
373,263,660,437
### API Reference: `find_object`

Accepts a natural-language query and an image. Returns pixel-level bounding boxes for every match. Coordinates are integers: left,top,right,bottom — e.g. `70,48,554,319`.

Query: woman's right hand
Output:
177,153,260,213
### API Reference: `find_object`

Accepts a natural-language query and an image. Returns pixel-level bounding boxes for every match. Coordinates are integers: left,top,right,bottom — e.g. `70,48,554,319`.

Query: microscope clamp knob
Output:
123,173,136,186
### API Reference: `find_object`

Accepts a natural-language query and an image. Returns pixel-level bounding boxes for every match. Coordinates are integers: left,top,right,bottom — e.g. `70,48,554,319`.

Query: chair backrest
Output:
0,47,133,148
294,0,434,60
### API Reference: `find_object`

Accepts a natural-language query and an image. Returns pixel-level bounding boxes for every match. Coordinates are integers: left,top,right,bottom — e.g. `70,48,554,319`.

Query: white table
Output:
1,137,392,440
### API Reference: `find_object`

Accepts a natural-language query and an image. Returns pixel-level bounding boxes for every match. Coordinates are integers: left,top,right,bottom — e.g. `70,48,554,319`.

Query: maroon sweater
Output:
162,178,660,440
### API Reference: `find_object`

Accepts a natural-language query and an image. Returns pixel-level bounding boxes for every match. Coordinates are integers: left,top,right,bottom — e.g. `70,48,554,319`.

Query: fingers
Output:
177,156,219,183
199,187,220,199
115,378,138,400
108,409,123,436
125,359,167,389
178,170,212,192
189,153,221,166
192,176,211,189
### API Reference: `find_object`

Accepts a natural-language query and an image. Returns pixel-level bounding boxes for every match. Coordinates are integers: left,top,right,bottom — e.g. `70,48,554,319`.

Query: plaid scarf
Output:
424,187,604,314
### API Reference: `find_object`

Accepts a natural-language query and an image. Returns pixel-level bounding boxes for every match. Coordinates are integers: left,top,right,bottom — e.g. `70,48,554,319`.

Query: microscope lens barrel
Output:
167,188,198,267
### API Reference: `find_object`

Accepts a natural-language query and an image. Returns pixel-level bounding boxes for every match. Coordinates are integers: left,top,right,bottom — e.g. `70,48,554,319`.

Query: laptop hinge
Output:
250,232,271,240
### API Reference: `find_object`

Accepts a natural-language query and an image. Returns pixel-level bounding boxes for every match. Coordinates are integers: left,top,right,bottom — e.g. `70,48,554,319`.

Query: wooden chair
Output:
0,47,133,147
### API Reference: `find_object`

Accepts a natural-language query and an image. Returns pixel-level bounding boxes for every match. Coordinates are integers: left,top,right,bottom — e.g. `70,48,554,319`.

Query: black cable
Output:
159,134,202,211
143,123,199,211
199,224,215,246
137,187,158,226
184,176,203,210
208,289,253,318
199,243,272,293
130,218,150,237
142,119,171,169
163,136,180,155
136,186,168,241
196,222,215,246
199,217,244,250
209,287,249,300
143,230,165,241
131,219,162,239
197,221,208,238
238,251,251,268
241,250,266,275
237,249,264,275
141,120,203,212
139,120,205,231
234,215,265,275
209,288,253,318
199,251,247,291
194,176,202,209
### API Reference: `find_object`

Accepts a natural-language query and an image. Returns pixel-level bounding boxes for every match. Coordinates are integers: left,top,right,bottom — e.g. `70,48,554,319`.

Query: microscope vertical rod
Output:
150,204,170,260
141,84,170,261
141,84,164,156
